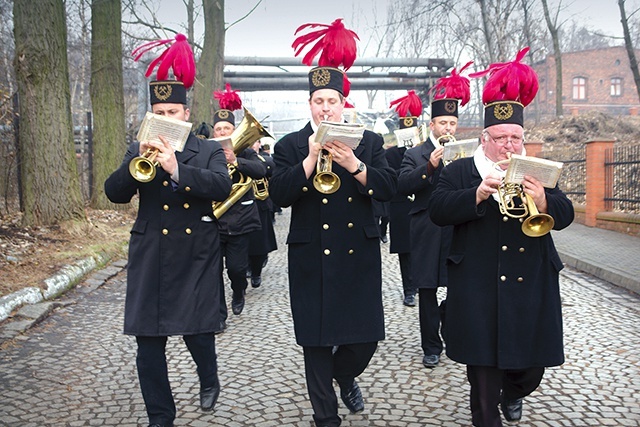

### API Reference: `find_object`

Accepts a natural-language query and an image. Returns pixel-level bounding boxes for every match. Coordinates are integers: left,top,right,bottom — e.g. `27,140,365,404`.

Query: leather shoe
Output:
231,292,245,315
200,384,220,411
403,294,416,307
340,380,364,413
501,394,523,421
422,354,440,368
251,276,262,288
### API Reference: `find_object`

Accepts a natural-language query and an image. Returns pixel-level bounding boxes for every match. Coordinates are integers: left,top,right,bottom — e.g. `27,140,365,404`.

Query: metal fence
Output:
605,144,640,213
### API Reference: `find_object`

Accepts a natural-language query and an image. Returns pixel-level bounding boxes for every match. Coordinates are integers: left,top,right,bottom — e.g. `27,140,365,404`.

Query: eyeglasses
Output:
485,132,524,146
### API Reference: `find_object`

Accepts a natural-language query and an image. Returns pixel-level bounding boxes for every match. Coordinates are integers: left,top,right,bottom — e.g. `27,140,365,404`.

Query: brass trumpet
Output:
494,158,555,237
437,134,458,166
129,148,159,182
313,149,340,194
213,107,273,218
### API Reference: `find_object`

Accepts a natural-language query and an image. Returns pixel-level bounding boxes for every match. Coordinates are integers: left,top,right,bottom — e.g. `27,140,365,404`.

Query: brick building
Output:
532,46,640,118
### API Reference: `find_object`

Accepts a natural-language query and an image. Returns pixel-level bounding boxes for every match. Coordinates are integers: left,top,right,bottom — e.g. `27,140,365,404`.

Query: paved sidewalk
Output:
0,209,639,426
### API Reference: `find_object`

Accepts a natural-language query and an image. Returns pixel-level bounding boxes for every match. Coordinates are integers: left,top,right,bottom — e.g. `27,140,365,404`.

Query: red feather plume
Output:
469,47,538,107
389,90,423,117
430,61,473,106
344,100,355,108
214,83,243,111
132,34,195,89
292,18,359,70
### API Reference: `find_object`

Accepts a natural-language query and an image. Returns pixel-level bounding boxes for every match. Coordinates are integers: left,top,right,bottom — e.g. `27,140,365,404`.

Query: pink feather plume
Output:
469,47,538,106
430,61,473,106
292,18,360,70
132,34,195,89
389,90,423,117
214,83,243,111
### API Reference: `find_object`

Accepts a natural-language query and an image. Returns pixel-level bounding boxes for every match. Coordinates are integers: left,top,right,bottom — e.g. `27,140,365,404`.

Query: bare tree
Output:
90,0,128,209
541,0,564,117
13,0,85,226
618,0,640,103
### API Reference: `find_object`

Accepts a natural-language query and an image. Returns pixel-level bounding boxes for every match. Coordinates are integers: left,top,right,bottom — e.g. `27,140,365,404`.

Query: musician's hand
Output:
223,147,237,165
303,134,322,179
139,140,153,156
476,172,501,205
429,146,444,168
154,135,178,175
324,140,356,170
522,175,548,213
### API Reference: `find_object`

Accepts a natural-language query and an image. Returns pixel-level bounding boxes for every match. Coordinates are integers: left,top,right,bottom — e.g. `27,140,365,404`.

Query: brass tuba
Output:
313,149,340,194
494,158,555,237
212,107,274,218
129,148,160,182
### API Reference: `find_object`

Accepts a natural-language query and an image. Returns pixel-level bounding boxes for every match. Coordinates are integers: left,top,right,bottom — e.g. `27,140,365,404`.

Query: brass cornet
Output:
313,149,340,194
437,134,458,166
494,158,555,237
129,148,159,182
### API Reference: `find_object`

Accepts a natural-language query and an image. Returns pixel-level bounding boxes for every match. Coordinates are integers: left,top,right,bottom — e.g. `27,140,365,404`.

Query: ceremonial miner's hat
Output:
390,91,423,129
132,33,195,105
292,18,359,97
429,61,473,119
213,84,243,126
470,48,538,128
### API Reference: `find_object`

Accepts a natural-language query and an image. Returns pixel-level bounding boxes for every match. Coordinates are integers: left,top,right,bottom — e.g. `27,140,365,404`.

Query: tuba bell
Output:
212,107,274,218
313,149,341,194
493,158,555,237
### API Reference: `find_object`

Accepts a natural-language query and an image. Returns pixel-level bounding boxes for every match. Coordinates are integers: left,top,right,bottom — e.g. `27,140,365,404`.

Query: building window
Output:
572,77,586,100
611,78,622,96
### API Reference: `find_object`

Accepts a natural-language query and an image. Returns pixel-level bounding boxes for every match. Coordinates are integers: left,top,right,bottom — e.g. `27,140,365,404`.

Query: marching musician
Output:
397,63,472,369
429,48,574,426
105,35,232,425
269,19,397,426
212,85,266,327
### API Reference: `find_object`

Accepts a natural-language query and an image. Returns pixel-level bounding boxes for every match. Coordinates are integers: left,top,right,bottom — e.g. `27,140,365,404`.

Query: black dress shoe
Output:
340,381,364,413
422,354,440,368
200,384,220,411
231,292,245,315
251,276,262,288
501,395,523,421
403,294,416,307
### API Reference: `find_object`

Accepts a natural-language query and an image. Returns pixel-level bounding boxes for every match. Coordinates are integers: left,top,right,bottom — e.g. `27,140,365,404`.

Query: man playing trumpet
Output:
429,48,574,427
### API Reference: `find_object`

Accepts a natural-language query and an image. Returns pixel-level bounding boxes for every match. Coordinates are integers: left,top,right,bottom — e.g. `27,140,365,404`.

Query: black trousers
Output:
419,287,443,355
467,365,545,427
248,253,268,278
303,342,378,427
135,334,218,426
397,252,414,295
219,233,250,320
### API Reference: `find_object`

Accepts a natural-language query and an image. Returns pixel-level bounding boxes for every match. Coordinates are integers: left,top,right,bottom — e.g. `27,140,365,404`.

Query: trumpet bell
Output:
129,156,157,182
313,172,340,194
522,213,555,237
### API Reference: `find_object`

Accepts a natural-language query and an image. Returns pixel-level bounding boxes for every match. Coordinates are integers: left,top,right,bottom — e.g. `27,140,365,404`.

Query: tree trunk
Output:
618,0,640,103
477,0,496,64
13,0,85,226
190,0,225,126
90,0,128,210
541,0,563,117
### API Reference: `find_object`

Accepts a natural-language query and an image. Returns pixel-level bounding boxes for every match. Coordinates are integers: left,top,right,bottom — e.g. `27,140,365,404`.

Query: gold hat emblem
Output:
154,84,172,101
403,117,415,127
217,110,230,119
445,101,457,113
311,68,331,87
494,103,514,121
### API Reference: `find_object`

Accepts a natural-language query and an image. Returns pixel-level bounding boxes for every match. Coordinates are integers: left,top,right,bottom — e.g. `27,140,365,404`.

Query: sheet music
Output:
136,112,193,152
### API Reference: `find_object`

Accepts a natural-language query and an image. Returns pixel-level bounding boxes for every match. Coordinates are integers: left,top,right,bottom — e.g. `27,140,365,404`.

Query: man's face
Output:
213,121,235,138
152,103,189,122
309,89,344,125
430,115,458,140
481,123,525,167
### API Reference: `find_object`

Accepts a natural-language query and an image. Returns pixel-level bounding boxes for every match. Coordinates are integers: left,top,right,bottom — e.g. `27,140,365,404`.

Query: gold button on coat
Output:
368,189,374,195
163,181,169,187
501,245,508,251
162,229,169,235
183,203,190,209
517,277,524,282
348,197,353,202
163,205,169,211
500,275,506,282
421,174,427,179
185,228,192,234
322,198,328,204
503,216,509,222
323,224,329,230
302,186,308,192
185,186,191,192
347,223,353,228
324,249,330,255
519,247,525,253
348,249,354,254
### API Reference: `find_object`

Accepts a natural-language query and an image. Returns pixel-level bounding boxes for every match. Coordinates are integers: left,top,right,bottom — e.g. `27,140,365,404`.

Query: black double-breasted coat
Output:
385,146,413,254
398,139,452,289
270,123,397,347
429,156,574,369
105,134,232,336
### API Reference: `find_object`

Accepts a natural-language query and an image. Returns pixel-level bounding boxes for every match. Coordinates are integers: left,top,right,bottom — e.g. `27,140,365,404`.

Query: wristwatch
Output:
351,161,365,176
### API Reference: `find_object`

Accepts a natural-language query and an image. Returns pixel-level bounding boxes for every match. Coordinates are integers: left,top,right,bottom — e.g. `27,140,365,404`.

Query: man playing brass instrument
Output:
211,91,266,326
429,48,574,427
